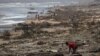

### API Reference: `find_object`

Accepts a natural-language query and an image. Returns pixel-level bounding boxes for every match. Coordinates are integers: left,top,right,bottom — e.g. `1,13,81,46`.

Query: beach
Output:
0,0,100,56
0,0,79,32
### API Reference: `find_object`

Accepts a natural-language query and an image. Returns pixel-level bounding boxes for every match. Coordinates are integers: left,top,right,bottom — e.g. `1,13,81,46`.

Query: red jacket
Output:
68,41,77,48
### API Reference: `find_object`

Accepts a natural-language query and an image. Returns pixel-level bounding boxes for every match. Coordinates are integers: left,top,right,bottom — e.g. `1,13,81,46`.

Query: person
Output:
65,41,78,54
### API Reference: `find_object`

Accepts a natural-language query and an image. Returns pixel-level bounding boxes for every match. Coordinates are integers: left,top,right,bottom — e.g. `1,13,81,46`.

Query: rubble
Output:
0,3,100,56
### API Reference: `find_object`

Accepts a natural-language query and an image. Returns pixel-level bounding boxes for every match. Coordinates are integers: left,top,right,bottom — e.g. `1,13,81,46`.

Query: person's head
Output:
65,42,68,45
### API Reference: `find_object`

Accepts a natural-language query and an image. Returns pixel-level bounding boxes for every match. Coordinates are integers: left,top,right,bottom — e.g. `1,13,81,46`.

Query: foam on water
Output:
1,15,27,20
0,20,24,25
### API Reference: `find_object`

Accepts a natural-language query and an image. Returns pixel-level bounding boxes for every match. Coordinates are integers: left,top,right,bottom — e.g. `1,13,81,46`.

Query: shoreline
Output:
0,2,100,56
0,1,99,32
0,5,65,32
0,1,95,32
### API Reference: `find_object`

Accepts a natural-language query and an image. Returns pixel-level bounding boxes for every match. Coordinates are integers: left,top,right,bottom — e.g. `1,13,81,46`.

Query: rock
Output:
90,54,96,56
89,46,100,53
70,52,82,56
37,41,46,45
26,53,35,56
54,53,64,56
70,54,82,56
46,49,57,52
50,43,59,46
27,52,56,56
50,41,59,46
76,40,85,47
39,50,44,52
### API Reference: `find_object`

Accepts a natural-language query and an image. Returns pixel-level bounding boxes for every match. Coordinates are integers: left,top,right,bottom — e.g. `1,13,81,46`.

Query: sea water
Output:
0,0,79,31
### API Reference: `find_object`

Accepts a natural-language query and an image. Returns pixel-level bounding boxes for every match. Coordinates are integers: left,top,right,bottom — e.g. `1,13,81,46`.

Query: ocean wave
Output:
0,20,24,25
1,15,27,20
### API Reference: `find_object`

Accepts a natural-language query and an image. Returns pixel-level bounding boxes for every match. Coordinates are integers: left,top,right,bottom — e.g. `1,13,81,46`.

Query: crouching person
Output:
65,41,78,54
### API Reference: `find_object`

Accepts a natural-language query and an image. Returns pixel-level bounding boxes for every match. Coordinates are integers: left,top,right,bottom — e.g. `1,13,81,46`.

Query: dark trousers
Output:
69,47,77,54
